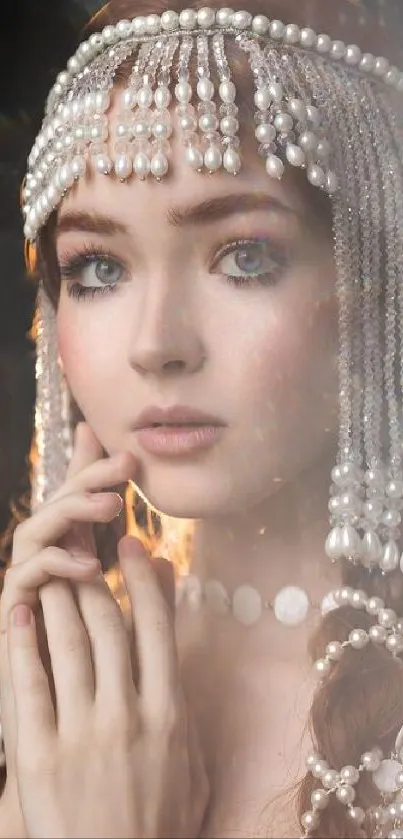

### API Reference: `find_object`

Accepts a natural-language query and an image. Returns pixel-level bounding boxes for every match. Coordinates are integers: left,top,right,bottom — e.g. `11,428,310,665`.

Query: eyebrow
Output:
56,192,298,237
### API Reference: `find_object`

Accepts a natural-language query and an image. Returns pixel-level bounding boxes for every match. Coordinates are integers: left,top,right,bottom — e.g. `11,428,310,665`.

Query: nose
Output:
128,280,205,377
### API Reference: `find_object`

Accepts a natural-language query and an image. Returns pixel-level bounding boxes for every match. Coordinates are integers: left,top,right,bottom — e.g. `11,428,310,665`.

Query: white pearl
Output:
175,80,192,103
254,89,272,111
315,657,331,676
349,807,365,825
59,163,74,189
199,113,218,133
232,585,262,626
311,788,329,810
185,146,204,170
138,86,153,109
94,91,110,113
56,70,71,88
373,760,403,794
266,153,284,180
116,19,132,38
326,171,338,194
146,14,161,35
321,592,339,615
301,811,319,831
288,98,307,121
122,88,137,109
197,78,215,101
300,28,317,48
326,641,343,661
311,759,328,779
386,67,399,85
360,53,375,72
102,25,117,44
325,526,343,560
286,143,305,167
316,34,332,53
378,608,397,629
274,113,293,133
67,56,81,74
151,152,169,178
94,154,112,175
252,15,270,35
204,580,229,615
361,749,382,772
219,80,236,103
180,114,197,132
53,82,63,98
232,10,252,29
197,7,216,28
223,148,241,175
204,145,222,172
387,479,403,497
220,116,239,136
331,40,346,59
71,155,86,178
322,769,340,789
299,131,317,152
179,9,197,29
273,586,309,626
133,152,150,178
284,24,300,44
132,16,148,36
336,785,355,805
306,104,321,127
380,539,399,572
345,44,362,65
374,56,389,76
369,624,387,644
255,123,276,144
114,153,132,180
340,524,361,558
349,629,369,649
386,634,403,654
153,121,172,139
366,596,384,616
308,164,326,188
155,86,171,109
89,33,103,51
216,8,234,27
269,20,285,40
133,121,151,139
351,589,368,609
161,11,179,31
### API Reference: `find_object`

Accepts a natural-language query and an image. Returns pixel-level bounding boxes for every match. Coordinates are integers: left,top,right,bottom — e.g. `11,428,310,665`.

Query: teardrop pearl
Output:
362,530,382,564
380,539,399,572
340,525,361,559
325,526,343,560
223,148,241,175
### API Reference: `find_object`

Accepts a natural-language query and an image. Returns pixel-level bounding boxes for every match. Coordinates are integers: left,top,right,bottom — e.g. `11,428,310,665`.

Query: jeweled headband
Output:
22,6,403,242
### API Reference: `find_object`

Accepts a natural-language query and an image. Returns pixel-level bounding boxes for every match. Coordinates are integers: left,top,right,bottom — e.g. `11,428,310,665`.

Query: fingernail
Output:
113,494,124,517
12,605,33,627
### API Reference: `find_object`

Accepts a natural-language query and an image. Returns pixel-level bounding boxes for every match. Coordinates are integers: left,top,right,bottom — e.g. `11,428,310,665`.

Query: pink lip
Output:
135,425,224,456
134,405,225,430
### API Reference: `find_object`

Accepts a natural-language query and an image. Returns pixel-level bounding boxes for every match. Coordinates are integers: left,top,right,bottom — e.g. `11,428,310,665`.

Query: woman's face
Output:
55,101,338,519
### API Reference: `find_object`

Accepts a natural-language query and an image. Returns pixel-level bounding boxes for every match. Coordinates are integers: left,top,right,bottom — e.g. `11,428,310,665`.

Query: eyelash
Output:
59,238,286,301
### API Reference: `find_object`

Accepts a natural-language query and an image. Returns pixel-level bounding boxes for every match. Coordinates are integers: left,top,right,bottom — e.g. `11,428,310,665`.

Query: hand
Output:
1,424,209,838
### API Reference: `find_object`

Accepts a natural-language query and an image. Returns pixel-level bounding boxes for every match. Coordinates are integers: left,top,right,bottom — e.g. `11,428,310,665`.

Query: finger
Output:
52,450,137,502
66,422,104,480
7,605,55,754
118,537,179,725
0,547,100,633
12,491,123,564
74,575,134,709
40,581,95,725
153,557,176,615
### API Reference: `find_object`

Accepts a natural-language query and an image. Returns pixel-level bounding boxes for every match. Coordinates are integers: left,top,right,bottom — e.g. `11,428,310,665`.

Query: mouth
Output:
133,407,226,456
134,405,226,431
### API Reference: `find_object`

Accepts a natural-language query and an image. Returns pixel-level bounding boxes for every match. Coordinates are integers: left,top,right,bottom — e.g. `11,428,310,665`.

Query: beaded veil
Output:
23,0,403,835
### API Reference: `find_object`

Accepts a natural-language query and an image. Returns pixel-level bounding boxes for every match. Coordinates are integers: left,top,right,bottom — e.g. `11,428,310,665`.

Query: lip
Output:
133,405,226,430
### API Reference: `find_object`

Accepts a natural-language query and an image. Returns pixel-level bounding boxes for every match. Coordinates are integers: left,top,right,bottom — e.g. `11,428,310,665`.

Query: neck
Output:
191,450,341,606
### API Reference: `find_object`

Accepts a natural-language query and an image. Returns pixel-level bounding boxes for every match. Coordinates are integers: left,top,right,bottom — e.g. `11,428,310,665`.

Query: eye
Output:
212,239,286,287
58,250,128,300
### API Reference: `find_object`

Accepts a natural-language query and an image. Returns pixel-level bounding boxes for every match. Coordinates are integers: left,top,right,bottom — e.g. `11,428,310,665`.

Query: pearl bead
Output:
185,146,204,170
179,9,197,29
316,34,332,53
232,585,262,625
306,104,321,127
114,153,132,180
273,586,309,626
255,124,276,144
387,480,403,498
197,7,216,27
361,749,382,772
232,10,252,29
161,11,179,31
94,154,112,175
306,753,322,770
336,784,356,805
311,788,329,810
146,15,161,35
345,44,362,65
150,152,169,178
349,629,369,649
307,164,326,188
274,113,293,133
266,153,284,180
374,56,389,76
284,24,300,44
348,807,365,825
220,116,239,136
219,80,236,103
269,20,285,39
153,121,172,139
369,624,387,644
56,70,71,88
325,527,343,560
300,28,317,48
180,114,197,132
322,769,340,789
252,15,270,35
378,608,397,629
216,8,234,27
199,113,218,133
386,634,403,654
285,144,305,167
155,86,171,109
373,759,403,793
288,98,307,121
204,145,222,172
299,131,317,153
133,152,150,179
223,147,241,174
59,163,74,190
268,82,283,102
122,88,137,110
386,67,399,86
138,86,153,109
116,19,132,38
351,590,368,609
341,765,360,784
70,155,86,179
331,40,346,59
366,596,384,615
197,78,215,101
254,89,272,111
301,811,319,830
175,80,192,103
67,56,81,74
380,539,400,572
315,657,331,676
326,641,343,660
102,25,117,44
360,53,375,72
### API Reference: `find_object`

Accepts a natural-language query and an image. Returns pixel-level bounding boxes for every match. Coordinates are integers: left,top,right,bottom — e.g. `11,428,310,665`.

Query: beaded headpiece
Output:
24,2,403,835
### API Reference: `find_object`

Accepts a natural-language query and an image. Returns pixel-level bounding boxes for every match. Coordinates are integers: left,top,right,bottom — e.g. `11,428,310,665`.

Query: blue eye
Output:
59,251,127,300
213,239,287,287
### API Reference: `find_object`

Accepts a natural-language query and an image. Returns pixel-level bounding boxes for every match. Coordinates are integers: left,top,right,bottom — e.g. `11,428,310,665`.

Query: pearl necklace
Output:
176,574,338,628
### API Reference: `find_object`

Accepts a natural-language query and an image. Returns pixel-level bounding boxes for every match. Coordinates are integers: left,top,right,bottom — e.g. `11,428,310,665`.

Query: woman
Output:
1,0,403,836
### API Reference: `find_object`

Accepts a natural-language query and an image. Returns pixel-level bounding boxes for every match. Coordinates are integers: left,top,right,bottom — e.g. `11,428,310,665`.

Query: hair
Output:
32,0,403,836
